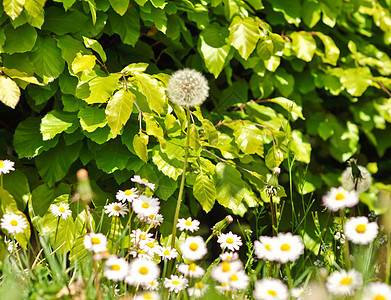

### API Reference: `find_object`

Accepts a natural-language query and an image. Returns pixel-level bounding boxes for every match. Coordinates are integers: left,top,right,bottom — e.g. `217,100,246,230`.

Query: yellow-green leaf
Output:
24,0,46,18
193,173,216,213
105,89,134,137
316,32,340,65
269,97,305,120
134,73,166,115
291,31,316,62
71,54,96,74
133,132,149,163
3,0,25,20
0,75,20,109
228,16,260,60
82,73,121,104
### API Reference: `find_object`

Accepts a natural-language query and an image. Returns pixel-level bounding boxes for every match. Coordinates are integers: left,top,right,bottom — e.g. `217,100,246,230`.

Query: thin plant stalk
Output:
386,234,391,284
317,211,332,257
54,216,61,245
284,263,293,289
269,193,277,236
170,107,191,248
340,209,351,269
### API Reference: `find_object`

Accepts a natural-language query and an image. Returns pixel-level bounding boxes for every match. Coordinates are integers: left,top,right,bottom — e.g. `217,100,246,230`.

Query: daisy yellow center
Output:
91,237,101,244
375,295,386,300
281,243,291,251
335,192,345,200
140,234,146,240
0,161,4,168
139,266,149,275
267,290,277,296
185,220,192,226
149,214,155,220
147,242,155,248
111,264,121,271
339,277,352,285
265,244,271,251
355,224,367,233
195,282,204,289
142,203,150,209
231,274,239,281
113,205,121,211
59,207,66,213
143,294,152,300
138,249,147,254
164,250,170,255
125,189,133,195
189,263,197,271
142,178,147,182
10,220,18,226
222,261,231,272
226,238,234,244
172,280,180,285
189,242,199,251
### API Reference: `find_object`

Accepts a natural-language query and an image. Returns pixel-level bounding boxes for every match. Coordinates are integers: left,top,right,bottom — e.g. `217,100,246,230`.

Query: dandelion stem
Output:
170,107,191,249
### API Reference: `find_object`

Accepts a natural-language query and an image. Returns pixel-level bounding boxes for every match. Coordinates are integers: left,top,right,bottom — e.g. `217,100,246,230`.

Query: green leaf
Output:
193,173,216,213
27,82,57,105
35,140,82,187
202,119,219,146
199,36,231,79
109,0,129,16
316,32,340,65
94,138,130,173
106,89,134,137
78,106,107,132
3,170,30,211
265,146,285,170
81,73,121,104
302,1,321,27
271,0,301,26
134,73,166,115
273,69,295,97
269,97,305,120
3,0,24,20
24,0,45,17
30,183,70,217
109,7,140,46
71,54,96,74
82,36,107,62
0,75,20,109
318,121,334,140
144,114,166,148
13,117,59,158
340,67,372,97
43,6,88,35
0,66,43,86
40,111,77,140
56,35,89,67
155,175,177,201
2,23,37,54
233,121,264,155
152,150,183,180
257,38,274,60
31,36,65,81
214,162,246,211
228,16,260,60
290,130,311,164
83,125,115,144
140,4,167,33
290,31,316,62
0,188,30,248
133,132,149,163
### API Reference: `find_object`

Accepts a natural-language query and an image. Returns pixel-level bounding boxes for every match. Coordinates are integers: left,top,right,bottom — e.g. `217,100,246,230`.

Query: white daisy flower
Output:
129,248,154,261
167,68,209,107
253,278,289,300
1,213,27,234
139,239,161,256
217,231,243,251
254,236,277,261
0,159,15,175
322,186,359,211
344,216,379,245
131,175,155,190
215,283,231,295
177,263,205,278
126,258,160,286
4,236,18,252
220,252,239,261
164,275,188,293
142,279,159,291
326,269,363,296
229,270,250,291
177,217,200,232
274,232,304,264
132,195,160,218
341,164,372,193
140,213,164,227
180,236,207,261
362,281,391,300
83,233,108,253
134,292,161,300
93,250,110,261
158,246,178,260
211,260,243,284
103,256,129,282
116,188,139,203
188,282,209,298
104,202,129,217
130,229,154,245
49,203,72,220
291,285,312,299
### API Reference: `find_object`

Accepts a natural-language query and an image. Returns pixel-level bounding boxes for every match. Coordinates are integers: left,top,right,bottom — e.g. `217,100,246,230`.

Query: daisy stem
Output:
386,234,391,284
127,209,133,255
317,211,332,257
112,216,118,253
340,209,351,269
54,216,61,245
93,257,103,300
162,258,168,279
284,263,293,290
0,173,3,189
269,193,277,236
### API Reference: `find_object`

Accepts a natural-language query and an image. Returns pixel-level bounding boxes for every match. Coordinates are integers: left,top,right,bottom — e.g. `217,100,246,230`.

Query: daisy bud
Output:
75,169,94,204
